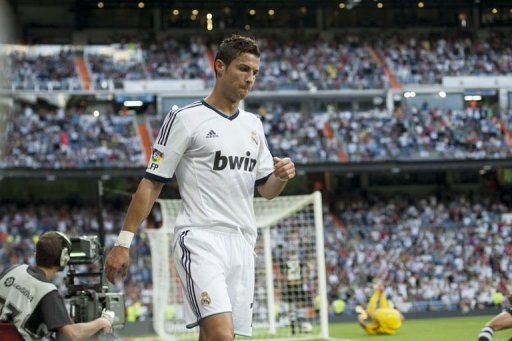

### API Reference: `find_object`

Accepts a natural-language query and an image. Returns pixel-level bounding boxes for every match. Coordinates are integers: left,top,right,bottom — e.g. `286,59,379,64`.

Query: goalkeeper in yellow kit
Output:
357,283,404,335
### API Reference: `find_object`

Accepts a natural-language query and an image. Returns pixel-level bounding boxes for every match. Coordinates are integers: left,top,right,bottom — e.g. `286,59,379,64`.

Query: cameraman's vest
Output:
0,264,57,340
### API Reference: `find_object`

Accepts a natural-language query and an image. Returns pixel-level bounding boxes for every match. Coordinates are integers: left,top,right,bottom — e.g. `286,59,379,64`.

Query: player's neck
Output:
204,92,239,116
36,265,57,280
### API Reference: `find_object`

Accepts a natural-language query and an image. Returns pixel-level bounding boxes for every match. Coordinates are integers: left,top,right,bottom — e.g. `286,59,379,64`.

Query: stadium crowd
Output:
324,193,512,313
261,104,512,163
4,103,511,168
1,192,511,319
4,32,511,91
1,105,145,169
144,36,215,85
0,203,157,321
87,49,147,90
253,35,386,90
377,32,512,85
6,49,81,91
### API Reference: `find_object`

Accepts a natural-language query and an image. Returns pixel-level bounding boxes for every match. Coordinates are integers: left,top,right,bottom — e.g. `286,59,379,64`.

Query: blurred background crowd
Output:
2,190,511,320
3,32,511,92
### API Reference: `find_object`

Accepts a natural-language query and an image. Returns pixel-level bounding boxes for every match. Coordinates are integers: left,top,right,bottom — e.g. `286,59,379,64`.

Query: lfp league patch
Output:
151,148,164,163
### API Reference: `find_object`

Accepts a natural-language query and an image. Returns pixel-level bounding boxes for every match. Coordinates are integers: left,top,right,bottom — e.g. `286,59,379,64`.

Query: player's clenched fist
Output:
104,246,130,284
273,157,296,182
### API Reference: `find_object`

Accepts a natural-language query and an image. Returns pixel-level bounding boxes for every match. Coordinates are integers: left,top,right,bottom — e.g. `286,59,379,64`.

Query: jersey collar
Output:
29,266,52,283
201,100,240,121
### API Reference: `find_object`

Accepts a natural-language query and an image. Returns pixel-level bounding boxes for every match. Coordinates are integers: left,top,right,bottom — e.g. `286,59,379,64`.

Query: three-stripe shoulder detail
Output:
157,101,202,146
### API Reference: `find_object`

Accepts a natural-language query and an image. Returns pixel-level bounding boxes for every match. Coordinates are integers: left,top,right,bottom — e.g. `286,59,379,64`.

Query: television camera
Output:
65,235,125,329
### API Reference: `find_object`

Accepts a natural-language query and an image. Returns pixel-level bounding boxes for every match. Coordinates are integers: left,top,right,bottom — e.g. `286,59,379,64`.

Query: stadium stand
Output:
3,33,512,91
376,31,512,85
3,101,511,168
85,45,147,90
5,47,82,91
144,36,215,85
254,35,386,90
2,1,512,338
260,105,512,163
0,202,156,321
1,105,145,168
324,193,511,314
1,192,510,319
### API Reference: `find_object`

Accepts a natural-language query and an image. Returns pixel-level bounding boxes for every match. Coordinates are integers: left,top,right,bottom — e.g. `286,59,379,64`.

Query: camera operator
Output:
0,231,114,340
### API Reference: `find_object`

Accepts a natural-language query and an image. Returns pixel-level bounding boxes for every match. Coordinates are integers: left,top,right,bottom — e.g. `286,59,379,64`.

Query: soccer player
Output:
478,306,512,341
104,34,296,341
357,283,403,335
280,247,310,335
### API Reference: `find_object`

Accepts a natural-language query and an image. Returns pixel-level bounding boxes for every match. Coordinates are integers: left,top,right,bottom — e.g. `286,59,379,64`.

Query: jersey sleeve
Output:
255,118,274,186
144,111,191,183
38,290,72,331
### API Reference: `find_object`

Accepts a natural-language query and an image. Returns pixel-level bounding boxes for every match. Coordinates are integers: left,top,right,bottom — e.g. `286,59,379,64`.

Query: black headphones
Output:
53,231,72,270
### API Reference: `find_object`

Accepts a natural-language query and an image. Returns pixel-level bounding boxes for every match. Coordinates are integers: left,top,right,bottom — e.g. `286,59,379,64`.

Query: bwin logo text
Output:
213,151,256,171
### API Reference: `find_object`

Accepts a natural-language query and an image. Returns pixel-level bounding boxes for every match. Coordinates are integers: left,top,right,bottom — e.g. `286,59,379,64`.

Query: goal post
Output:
147,191,329,340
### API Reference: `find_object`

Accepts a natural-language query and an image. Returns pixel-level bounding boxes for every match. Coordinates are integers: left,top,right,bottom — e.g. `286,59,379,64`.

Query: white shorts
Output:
173,228,255,336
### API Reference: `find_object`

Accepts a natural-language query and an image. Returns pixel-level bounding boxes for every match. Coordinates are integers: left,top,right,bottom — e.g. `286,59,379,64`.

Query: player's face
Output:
218,53,259,101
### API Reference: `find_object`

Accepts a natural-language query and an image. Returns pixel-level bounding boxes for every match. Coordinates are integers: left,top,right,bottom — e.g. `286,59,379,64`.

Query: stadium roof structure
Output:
5,0,511,44
8,0,512,7
8,0,510,10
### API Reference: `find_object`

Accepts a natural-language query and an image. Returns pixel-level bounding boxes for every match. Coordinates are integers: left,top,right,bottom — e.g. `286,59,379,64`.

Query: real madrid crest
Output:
200,291,211,306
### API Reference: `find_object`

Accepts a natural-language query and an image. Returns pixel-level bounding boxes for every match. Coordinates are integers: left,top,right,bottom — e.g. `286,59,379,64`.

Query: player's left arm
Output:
358,315,379,335
257,157,295,199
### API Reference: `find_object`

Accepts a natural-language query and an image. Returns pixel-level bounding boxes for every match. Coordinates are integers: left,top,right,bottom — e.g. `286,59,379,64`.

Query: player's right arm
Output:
105,109,190,284
58,317,112,340
43,292,115,340
104,178,163,283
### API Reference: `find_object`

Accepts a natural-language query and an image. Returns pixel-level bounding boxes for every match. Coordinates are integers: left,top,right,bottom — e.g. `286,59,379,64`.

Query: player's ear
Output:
215,59,225,77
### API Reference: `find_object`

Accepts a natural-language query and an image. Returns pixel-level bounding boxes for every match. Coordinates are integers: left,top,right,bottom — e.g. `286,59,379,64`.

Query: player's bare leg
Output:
487,311,512,330
478,311,512,341
199,312,234,341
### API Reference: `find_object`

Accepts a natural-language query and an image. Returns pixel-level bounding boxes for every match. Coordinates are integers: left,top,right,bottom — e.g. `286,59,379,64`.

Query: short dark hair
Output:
214,34,260,74
36,232,66,268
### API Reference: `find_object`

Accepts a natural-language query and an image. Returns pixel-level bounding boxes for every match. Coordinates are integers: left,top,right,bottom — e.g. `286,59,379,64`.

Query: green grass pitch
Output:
325,315,509,341
124,315,511,340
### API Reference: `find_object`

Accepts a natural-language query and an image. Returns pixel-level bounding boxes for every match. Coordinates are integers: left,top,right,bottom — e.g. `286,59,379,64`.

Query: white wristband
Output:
114,231,134,249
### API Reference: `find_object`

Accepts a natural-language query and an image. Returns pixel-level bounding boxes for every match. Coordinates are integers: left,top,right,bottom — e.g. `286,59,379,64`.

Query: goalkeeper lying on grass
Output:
357,282,404,335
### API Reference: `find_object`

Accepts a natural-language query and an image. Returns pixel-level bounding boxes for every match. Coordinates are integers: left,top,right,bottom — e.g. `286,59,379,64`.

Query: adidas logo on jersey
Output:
213,150,256,171
206,130,219,138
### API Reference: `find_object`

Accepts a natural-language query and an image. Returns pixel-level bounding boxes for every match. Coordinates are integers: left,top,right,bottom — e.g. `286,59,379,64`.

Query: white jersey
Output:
145,100,274,242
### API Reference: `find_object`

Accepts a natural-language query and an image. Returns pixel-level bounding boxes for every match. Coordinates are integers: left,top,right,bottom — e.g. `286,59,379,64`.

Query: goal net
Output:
146,191,329,340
